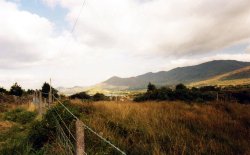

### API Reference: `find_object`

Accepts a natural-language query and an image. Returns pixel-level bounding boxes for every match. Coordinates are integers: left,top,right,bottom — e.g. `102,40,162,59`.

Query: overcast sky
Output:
1,0,250,89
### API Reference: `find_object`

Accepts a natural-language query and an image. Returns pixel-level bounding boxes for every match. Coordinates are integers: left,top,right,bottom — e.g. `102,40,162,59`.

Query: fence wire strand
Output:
52,94,126,155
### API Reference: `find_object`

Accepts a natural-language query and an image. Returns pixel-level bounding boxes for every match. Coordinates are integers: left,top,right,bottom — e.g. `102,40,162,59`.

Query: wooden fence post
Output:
39,91,42,114
76,120,85,155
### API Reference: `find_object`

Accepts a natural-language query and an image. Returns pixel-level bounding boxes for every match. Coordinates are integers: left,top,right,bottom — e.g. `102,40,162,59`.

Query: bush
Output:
4,108,37,124
70,92,91,100
28,101,80,150
231,91,250,104
134,83,217,102
93,93,107,101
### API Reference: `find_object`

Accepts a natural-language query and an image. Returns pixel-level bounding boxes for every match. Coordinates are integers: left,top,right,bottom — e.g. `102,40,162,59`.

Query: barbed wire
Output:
52,94,126,155
33,91,126,154
53,106,77,142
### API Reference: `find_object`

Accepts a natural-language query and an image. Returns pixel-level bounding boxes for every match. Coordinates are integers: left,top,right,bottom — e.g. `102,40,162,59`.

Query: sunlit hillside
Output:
190,66,250,87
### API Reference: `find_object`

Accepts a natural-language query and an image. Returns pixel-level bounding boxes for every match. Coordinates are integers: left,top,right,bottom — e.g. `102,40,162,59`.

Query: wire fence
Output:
32,91,126,155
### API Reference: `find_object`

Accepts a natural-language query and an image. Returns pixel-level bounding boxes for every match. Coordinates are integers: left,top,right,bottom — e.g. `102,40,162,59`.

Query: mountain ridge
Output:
58,60,250,95
102,60,250,88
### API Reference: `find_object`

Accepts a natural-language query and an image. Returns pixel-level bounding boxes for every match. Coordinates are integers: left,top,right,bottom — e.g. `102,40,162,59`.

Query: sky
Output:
0,0,250,89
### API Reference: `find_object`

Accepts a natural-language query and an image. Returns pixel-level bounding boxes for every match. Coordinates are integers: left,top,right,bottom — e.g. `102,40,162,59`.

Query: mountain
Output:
58,60,250,95
57,86,87,96
101,60,250,89
190,66,250,87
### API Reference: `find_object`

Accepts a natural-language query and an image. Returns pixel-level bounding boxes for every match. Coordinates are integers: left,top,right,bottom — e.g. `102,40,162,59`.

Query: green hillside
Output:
102,60,250,89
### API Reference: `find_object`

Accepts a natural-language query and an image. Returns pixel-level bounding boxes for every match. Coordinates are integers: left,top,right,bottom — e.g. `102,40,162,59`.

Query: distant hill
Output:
57,86,87,96
190,66,250,87
58,60,250,95
101,60,250,89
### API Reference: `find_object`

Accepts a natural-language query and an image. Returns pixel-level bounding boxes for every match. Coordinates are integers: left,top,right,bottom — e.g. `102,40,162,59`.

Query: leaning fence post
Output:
76,120,85,155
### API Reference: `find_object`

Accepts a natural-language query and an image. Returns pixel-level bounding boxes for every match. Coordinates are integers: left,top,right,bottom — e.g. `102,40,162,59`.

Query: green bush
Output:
70,92,91,100
28,101,80,150
134,83,217,102
4,108,37,124
93,93,107,101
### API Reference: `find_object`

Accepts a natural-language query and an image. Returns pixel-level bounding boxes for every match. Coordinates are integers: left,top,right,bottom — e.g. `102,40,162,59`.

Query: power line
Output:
70,0,86,34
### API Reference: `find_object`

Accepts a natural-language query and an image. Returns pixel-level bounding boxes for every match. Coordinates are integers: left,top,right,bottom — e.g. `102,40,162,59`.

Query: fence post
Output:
76,120,85,155
33,92,35,103
39,91,42,114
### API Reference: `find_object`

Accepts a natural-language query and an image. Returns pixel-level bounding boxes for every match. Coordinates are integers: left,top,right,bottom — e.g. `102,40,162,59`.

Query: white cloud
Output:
42,0,250,56
1,0,250,89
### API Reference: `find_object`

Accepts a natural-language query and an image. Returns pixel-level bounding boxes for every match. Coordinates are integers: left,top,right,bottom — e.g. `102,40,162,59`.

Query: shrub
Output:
134,83,217,102
28,101,80,150
93,93,107,101
70,92,91,100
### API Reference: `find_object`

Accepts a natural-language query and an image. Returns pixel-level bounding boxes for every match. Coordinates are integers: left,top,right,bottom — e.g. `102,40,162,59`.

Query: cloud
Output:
0,0,54,68
1,0,250,89
42,0,250,57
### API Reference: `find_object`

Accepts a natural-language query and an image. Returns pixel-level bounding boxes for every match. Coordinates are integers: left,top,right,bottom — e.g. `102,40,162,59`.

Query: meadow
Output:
72,100,250,155
0,100,249,155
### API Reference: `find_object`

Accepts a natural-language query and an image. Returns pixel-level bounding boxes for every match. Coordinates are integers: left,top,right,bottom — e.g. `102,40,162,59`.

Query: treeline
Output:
70,92,108,101
0,82,32,96
134,83,250,103
0,82,58,98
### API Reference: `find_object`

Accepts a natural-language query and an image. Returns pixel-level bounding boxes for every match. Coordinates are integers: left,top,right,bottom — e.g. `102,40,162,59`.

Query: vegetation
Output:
103,60,250,89
70,92,108,101
0,87,7,94
69,100,250,155
4,108,37,124
9,82,24,97
41,82,59,98
70,91,91,100
0,107,38,154
92,93,108,101
190,66,250,87
0,101,80,154
134,83,217,102
0,97,249,154
28,101,80,151
134,83,250,103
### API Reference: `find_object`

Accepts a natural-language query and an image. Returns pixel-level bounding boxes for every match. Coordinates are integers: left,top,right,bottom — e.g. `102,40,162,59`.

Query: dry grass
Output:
71,100,250,155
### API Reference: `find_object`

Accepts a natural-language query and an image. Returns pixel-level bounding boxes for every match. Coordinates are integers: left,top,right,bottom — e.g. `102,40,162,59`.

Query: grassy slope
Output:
189,66,250,87
72,100,250,155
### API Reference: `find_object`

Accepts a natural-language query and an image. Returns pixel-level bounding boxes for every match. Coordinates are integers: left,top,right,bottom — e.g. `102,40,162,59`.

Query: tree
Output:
93,93,107,101
147,82,156,92
41,82,58,98
0,87,7,94
10,82,23,96
26,89,35,95
175,83,187,90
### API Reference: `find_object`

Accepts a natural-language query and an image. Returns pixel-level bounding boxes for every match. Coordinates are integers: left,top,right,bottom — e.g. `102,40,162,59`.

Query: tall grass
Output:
72,100,250,155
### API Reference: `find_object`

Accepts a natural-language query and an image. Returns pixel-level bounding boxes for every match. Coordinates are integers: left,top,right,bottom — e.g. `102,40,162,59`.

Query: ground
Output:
0,101,249,155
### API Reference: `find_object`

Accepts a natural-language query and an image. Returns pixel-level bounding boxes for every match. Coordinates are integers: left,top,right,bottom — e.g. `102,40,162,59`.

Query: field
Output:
0,100,249,155
73,100,250,155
